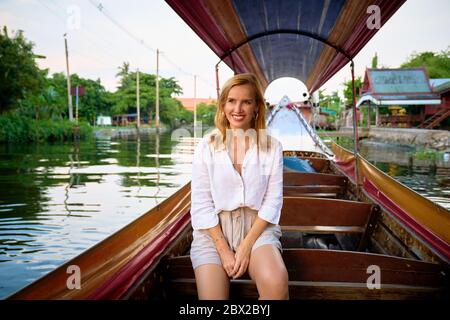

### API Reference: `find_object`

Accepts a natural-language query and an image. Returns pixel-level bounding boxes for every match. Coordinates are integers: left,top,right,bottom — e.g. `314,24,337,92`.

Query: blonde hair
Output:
210,73,271,151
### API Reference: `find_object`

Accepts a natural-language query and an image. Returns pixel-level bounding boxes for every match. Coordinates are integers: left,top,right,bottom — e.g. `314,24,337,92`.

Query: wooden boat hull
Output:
9,183,192,300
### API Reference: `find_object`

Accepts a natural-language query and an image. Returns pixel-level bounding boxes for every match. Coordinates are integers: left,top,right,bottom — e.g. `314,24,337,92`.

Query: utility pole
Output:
136,68,140,130
156,49,160,131
75,85,79,124
64,34,74,122
194,74,197,138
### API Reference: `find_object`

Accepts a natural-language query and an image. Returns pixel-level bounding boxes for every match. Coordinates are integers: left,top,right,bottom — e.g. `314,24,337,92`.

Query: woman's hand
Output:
217,246,236,277
231,240,252,279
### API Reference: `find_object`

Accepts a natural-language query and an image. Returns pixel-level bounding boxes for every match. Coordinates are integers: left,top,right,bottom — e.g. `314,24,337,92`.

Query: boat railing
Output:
290,106,334,157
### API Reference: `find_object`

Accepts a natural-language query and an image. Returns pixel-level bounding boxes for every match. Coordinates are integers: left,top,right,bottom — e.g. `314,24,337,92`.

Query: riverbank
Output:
93,125,168,139
323,127,450,151
0,114,92,142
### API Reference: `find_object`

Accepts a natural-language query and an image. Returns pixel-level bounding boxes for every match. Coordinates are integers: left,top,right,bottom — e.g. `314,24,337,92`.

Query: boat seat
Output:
161,249,448,300
280,196,380,251
284,172,348,198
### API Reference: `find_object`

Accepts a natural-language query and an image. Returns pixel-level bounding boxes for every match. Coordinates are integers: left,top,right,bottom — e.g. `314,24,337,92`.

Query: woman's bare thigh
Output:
194,264,230,300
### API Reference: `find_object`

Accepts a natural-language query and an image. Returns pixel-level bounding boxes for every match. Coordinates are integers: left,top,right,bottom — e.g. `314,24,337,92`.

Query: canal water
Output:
0,133,449,298
0,132,193,299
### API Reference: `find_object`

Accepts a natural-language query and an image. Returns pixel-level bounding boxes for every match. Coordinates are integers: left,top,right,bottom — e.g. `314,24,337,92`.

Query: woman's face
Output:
224,84,257,131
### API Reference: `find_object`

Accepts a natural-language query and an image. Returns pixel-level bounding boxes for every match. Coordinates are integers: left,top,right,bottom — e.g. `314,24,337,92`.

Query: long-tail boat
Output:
9,0,449,300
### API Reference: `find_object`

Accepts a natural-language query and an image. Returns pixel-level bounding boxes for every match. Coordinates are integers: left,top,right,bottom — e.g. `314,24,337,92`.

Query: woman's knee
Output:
257,264,288,291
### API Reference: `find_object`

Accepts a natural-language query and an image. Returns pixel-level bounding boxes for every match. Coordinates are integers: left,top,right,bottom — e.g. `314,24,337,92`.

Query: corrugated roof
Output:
367,68,433,94
430,78,450,93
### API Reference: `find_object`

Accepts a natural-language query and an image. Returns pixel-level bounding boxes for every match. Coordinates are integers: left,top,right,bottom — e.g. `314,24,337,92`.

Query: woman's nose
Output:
234,101,244,113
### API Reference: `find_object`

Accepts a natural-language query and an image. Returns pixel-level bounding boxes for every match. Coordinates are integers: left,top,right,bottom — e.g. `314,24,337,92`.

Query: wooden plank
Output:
165,279,446,300
281,197,372,227
163,249,446,288
303,157,330,172
281,226,364,234
284,172,347,187
284,185,343,198
282,249,446,287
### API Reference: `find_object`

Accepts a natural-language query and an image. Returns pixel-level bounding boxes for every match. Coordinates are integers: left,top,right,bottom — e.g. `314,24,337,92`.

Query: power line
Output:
42,0,216,95
88,0,215,93
88,0,156,54
37,0,126,69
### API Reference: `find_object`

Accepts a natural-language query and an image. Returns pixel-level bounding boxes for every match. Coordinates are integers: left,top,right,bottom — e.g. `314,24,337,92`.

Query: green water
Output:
0,132,193,299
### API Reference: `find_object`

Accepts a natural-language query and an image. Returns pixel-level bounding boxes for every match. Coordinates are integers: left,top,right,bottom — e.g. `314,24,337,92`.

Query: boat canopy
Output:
165,0,406,92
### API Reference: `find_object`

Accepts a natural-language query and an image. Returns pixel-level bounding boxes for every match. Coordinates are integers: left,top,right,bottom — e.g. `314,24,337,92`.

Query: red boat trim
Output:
309,0,406,92
165,0,248,74
334,159,356,181
334,156,449,262
363,177,450,261
87,209,191,300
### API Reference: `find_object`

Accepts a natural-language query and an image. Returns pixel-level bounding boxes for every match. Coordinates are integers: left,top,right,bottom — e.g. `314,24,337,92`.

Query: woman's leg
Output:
194,264,230,300
248,244,289,300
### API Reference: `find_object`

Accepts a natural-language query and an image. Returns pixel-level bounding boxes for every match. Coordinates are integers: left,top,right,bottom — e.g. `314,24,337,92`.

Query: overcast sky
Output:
1,0,449,103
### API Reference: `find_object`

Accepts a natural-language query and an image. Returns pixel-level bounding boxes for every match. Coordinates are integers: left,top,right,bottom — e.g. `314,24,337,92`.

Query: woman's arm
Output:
232,139,283,279
232,216,270,279
207,224,236,277
191,139,236,277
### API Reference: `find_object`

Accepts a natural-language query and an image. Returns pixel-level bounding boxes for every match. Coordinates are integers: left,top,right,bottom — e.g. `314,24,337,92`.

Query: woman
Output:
190,73,289,300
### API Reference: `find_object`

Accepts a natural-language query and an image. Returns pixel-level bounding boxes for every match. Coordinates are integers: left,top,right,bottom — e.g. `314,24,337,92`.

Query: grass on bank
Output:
0,114,92,143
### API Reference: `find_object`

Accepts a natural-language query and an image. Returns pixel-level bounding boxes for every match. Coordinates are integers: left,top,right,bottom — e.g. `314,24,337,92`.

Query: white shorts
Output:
190,207,282,269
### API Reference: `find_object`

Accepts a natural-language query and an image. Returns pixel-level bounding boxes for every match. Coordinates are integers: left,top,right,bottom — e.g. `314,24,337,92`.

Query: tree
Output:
401,49,450,78
112,68,185,127
371,52,378,69
196,102,217,126
342,77,362,106
0,26,46,114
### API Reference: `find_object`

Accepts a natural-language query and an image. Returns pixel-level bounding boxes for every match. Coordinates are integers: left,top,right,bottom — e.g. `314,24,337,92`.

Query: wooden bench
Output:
162,249,448,300
284,172,348,198
280,196,380,251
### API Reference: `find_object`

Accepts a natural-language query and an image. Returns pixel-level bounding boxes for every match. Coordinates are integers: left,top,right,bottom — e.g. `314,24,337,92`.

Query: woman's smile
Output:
224,84,256,130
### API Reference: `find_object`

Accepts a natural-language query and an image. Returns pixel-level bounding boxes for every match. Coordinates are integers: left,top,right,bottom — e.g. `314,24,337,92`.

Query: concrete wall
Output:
340,127,450,151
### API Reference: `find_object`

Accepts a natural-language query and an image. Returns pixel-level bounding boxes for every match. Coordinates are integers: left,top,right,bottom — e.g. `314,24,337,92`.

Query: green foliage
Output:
401,49,450,78
319,90,342,126
196,102,217,126
409,149,441,161
342,77,362,105
0,26,46,114
0,27,195,143
113,69,185,127
0,113,92,142
371,52,378,69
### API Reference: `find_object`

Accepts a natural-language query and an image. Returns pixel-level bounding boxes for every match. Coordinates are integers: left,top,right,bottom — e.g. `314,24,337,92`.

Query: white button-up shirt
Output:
191,131,283,230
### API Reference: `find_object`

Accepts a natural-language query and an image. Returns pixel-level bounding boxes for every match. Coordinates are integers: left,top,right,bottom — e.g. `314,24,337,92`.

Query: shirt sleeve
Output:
190,139,219,230
258,139,283,225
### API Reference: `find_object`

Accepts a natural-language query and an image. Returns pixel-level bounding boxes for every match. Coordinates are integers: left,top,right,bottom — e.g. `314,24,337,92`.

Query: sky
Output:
1,0,449,103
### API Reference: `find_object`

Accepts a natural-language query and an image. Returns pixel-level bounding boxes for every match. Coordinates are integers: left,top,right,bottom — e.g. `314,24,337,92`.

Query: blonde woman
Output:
190,73,289,300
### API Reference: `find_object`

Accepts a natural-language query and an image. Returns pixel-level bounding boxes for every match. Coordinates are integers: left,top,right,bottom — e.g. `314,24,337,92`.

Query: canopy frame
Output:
214,30,360,185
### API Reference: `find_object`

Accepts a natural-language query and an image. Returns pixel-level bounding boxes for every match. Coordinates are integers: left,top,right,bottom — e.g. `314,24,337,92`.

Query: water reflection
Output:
0,132,193,298
359,140,450,211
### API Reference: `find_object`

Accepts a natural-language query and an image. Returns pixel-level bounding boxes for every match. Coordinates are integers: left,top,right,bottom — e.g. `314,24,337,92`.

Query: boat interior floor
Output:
151,169,449,300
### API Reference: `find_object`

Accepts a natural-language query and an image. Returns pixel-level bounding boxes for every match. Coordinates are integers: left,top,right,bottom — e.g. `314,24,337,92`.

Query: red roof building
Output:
176,98,216,111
